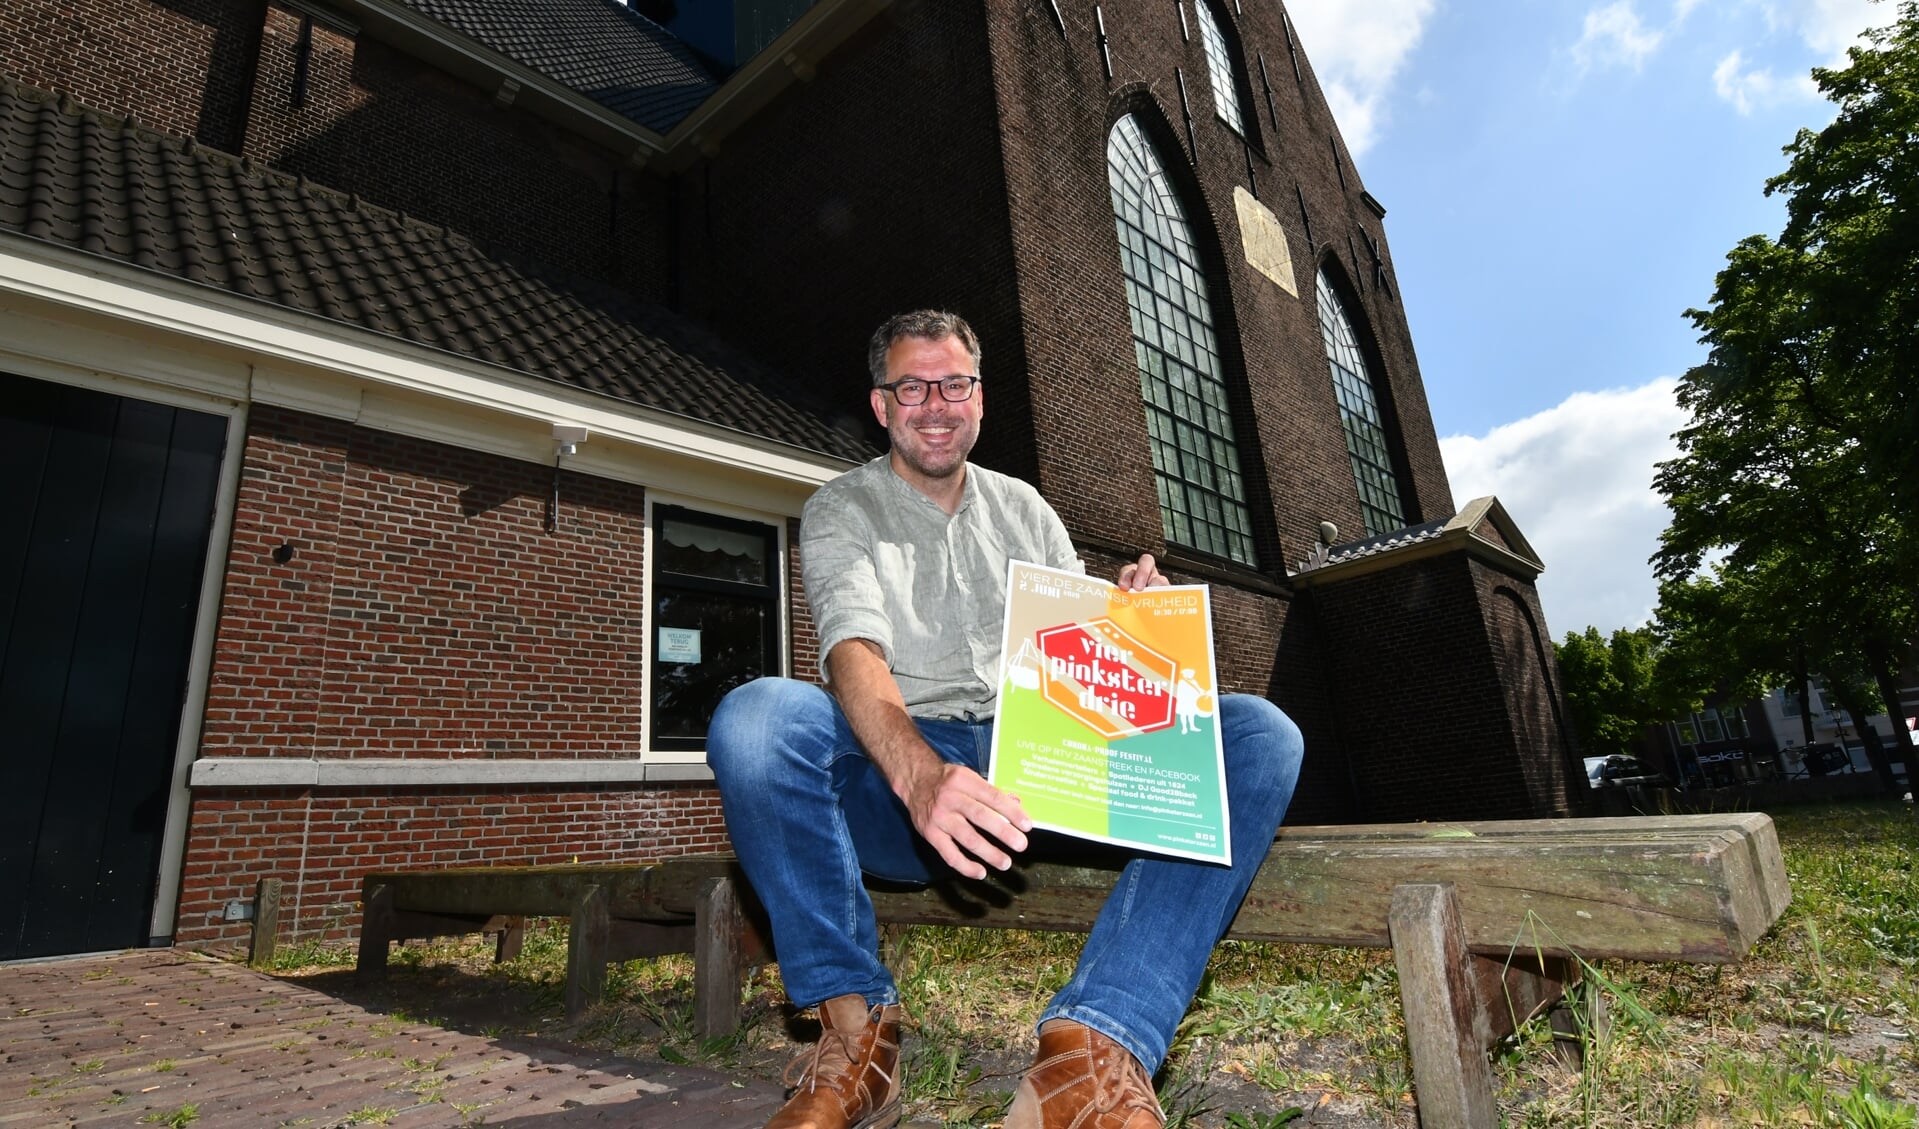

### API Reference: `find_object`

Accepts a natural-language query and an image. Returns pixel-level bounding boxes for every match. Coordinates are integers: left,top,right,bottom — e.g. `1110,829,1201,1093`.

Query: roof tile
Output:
0,80,870,464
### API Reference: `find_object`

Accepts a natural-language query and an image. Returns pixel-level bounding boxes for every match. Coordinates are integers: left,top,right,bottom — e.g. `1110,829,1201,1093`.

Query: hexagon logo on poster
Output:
1034,618,1176,739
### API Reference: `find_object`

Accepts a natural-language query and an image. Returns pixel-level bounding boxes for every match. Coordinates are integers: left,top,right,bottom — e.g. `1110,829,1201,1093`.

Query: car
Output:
1598,754,1648,780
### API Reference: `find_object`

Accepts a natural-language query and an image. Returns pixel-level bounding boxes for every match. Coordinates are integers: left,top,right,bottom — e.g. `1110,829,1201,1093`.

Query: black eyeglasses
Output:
875,375,980,406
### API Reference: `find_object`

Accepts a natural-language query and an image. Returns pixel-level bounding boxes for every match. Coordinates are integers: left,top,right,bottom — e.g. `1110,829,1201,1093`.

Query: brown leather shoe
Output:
1004,1018,1164,1128
765,993,903,1129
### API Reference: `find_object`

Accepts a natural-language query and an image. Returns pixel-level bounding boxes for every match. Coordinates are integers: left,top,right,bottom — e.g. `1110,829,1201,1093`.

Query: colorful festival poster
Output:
988,561,1231,865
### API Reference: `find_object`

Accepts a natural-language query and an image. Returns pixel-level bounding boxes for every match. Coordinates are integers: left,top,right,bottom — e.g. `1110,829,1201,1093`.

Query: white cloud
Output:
1440,378,1687,637
1573,2,1668,71
1708,0,1886,111
1767,0,1886,60
1284,0,1437,155
1712,48,1817,112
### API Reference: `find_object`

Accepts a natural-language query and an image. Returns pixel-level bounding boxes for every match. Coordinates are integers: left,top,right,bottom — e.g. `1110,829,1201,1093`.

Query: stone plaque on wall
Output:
1234,186,1297,298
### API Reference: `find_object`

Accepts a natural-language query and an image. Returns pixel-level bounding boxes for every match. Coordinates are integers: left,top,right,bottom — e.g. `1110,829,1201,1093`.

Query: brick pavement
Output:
0,948,789,1127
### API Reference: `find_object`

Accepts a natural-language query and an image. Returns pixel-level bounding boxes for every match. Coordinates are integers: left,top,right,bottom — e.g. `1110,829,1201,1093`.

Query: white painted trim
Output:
0,237,857,510
148,397,251,941
0,342,248,416
640,493,792,765
188,756,712,786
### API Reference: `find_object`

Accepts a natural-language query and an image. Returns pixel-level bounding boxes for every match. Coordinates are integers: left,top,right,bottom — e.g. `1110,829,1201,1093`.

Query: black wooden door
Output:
0,374,227,959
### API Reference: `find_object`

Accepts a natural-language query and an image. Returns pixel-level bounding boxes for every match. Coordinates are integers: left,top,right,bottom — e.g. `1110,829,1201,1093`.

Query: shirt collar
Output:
881,454,976,516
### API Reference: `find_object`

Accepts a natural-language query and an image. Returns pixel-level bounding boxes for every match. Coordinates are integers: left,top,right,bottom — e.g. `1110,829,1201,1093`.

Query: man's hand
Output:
826,638,1033,880
898,760,1032,880
1116,552,1172,590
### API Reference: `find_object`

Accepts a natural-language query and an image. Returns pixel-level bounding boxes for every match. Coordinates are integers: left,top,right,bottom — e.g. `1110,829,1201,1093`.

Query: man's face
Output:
871,333,983,487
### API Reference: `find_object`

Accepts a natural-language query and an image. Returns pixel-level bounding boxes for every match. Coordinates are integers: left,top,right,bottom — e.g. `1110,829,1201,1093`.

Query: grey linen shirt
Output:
802,456,1085,720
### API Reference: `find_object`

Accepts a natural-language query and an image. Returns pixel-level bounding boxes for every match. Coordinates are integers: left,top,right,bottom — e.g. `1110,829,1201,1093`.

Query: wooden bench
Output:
357,812,1789,1129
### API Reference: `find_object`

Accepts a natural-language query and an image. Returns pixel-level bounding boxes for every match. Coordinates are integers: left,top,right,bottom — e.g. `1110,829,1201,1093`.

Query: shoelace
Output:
1090,1047,1163,1118
782,1011,894,1096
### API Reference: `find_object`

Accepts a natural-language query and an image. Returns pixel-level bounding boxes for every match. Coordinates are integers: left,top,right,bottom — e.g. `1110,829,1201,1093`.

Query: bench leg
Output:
1389,882,1497,1129
357,882,395,978
567,885,609,1020
488,915,526,963
694,876,745,1040
1548,977,1610,1070
249,877,284,970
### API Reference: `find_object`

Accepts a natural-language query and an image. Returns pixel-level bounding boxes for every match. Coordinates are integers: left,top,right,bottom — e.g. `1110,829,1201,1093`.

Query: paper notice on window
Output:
988,561,1230,865
658,627,702,664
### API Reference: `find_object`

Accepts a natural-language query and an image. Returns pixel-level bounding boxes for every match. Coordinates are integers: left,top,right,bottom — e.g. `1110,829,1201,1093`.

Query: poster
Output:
987,560,1231,865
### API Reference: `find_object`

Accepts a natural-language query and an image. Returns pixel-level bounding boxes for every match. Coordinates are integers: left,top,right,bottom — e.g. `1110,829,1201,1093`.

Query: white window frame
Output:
639,492,790,769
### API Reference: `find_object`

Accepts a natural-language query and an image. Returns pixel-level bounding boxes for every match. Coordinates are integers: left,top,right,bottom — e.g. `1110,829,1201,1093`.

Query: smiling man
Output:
705,310,1305,1129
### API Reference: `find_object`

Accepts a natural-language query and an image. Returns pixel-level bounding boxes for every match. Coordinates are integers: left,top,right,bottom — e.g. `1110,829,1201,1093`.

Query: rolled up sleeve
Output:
800,489,894,682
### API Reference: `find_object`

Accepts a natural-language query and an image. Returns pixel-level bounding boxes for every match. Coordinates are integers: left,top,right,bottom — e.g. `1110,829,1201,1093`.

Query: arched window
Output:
1316,267,1406,536
1108,113,1255,564
1195,1,1249,136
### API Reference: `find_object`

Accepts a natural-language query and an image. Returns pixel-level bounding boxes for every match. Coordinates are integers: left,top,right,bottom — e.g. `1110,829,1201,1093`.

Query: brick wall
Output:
0,0,264,150
1312,552,1508,821
203,406,654,757
1304,549,1579,822
176,785,727,946
178,405,754,944
1479,566,1586,817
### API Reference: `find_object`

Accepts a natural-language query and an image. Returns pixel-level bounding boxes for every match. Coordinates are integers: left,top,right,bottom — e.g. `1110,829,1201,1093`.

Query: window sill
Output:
1158,548,1293,597
187,756,714,788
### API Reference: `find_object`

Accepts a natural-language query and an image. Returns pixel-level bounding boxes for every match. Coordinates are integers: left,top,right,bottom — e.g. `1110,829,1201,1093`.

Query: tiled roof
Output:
0,81,872,463
1323,518,1449,566
396,0,718,132
1293,517,1449,574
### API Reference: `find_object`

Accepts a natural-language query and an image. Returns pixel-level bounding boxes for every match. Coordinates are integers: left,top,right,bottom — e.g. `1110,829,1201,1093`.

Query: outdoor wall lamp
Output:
548,424,589,532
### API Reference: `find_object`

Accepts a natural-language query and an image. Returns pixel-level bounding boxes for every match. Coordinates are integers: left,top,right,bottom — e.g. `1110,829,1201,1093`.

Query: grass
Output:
270,797,1919,1127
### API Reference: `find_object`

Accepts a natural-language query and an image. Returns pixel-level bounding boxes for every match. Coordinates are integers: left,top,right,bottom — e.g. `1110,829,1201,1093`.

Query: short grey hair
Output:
866,310,982,387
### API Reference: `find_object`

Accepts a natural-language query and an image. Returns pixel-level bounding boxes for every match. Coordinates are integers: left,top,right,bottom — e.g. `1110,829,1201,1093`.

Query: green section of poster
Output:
986,561,1230,865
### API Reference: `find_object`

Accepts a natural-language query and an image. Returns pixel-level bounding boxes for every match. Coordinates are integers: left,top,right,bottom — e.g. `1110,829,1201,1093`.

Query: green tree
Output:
1553,625,1705,762
1653,0,1918,793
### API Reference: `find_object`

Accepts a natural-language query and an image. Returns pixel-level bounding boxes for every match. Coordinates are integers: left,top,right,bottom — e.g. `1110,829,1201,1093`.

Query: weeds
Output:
256,798,1917,1127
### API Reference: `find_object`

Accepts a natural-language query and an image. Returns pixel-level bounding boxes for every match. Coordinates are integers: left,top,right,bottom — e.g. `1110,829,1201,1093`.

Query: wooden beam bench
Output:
357,812,1789,1129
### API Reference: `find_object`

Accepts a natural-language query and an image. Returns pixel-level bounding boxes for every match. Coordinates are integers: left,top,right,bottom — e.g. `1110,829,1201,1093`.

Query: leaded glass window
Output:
1195,2,1246,135
1316,268,1406,536
1107,114,1255,564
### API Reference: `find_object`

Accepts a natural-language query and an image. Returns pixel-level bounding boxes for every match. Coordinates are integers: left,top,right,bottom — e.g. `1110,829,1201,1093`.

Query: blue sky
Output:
1285,0,1890,637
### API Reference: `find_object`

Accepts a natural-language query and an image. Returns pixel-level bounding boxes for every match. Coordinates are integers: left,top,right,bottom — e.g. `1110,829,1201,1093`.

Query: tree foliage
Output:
1651,1,1919,791
1553,625,1707,760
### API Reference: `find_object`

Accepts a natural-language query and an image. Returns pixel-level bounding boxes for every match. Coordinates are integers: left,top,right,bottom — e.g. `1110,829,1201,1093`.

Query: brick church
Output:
1,0,1582,960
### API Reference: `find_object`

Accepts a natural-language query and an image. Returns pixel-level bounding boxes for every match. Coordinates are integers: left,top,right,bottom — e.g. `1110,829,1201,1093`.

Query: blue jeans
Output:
705,677,1303,1074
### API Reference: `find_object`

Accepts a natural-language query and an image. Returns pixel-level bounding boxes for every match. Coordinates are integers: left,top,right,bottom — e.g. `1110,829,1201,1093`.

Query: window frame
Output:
642,497,788,761
1194,0,1254,141
1315,266,1409,536
1106,111,1259,566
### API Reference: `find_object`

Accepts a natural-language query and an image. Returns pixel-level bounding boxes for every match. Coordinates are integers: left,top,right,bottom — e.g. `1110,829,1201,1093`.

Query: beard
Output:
887,411,977,481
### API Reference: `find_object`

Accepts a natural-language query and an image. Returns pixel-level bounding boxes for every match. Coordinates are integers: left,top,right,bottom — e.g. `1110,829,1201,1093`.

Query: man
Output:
707,310,1303,1129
